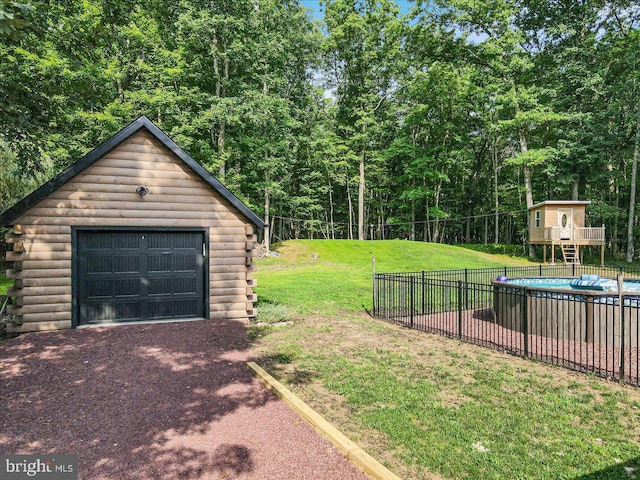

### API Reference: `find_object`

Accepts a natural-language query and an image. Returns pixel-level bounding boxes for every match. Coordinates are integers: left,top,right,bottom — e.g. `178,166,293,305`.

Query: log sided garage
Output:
1,116,264,333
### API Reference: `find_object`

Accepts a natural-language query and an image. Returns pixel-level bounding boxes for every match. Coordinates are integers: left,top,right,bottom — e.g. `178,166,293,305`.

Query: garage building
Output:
1,116,264,332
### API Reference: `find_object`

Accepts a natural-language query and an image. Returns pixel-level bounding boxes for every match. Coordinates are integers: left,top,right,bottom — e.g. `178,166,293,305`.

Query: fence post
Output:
585,296,594,344
521,288,529,357
421,270,426,315
464,269,469,309
410,276,415,329
618,273,625,382
372,257,376,316
458,280,463,340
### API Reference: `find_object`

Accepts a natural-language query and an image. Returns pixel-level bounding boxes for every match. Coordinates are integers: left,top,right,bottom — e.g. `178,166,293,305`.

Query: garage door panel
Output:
173,254,197,271
77,230,205,325
148,254,172,273
113,278,142,296
148,276,197,296
114,232,140,249
149,299,201,319
85,278,112,298
147,234,173,249
173,277,197,295
84,233,112,249
175,299,200,316
148,277,172,295
86,256,113,273
113,255,141,273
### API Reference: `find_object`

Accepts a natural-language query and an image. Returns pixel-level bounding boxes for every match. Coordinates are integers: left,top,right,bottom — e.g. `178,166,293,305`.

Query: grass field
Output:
256,239,530,314
252,240,640,480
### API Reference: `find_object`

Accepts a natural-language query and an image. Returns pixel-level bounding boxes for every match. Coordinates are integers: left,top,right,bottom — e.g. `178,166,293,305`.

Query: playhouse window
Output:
534,211,541,228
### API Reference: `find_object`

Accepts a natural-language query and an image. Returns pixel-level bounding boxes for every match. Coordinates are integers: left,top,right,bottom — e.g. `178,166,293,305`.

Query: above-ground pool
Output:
497,276,640,293
492,275,639,348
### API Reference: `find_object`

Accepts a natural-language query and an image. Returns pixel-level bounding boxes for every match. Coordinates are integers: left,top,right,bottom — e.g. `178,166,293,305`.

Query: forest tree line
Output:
1,0,639,260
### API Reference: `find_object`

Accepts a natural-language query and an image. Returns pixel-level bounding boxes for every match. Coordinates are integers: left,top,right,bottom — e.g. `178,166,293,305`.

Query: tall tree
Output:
323,0,402,239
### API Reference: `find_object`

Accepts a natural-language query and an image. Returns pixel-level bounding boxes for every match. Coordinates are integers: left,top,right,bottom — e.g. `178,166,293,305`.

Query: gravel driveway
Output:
0,319,368,480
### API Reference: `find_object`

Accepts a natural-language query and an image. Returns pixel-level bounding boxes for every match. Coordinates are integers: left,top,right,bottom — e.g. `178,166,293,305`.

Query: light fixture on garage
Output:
136,186,150,197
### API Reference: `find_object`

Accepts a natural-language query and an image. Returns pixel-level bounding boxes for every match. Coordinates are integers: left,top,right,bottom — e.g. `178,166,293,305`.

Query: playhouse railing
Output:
544,226,605,242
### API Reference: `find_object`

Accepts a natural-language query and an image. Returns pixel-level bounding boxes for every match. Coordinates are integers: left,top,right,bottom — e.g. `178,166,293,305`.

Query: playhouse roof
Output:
529,200,591,210
0,116,265,228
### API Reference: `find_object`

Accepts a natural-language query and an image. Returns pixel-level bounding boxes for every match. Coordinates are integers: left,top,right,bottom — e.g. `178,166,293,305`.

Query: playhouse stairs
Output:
561,244,580,265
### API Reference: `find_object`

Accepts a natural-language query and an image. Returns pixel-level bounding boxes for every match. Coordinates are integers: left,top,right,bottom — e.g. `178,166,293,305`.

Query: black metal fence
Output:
373,265,640,386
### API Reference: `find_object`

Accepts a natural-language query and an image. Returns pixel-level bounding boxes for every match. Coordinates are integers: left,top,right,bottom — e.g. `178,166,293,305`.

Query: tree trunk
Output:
358,150,365,240
328,177,335,240
264,170,271,254
346,172,354,240
219,57,229,178
411,199,416,241
425,198,432,242
626,99,640,262
484,214,488,245
433,177,443,243
262,76,270,253
264,165,270,254
512,77,536,258
218,120,226,179
519,127,536,258
572,177,580,201
494,145,500,244
613,180,620,257
212,35,229,180
465,216,471,243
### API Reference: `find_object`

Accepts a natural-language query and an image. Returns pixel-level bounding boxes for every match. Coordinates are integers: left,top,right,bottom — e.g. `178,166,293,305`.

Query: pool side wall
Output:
494,285,639,348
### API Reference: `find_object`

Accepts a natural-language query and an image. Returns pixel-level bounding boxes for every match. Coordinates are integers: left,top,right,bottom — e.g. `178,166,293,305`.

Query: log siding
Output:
5,130,258,332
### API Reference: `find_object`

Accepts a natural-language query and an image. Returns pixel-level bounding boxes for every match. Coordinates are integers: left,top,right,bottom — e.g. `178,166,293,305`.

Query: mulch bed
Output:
0,319,367,480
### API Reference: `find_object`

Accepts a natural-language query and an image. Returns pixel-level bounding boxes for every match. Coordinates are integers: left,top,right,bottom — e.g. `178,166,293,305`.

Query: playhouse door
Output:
558,209,572,240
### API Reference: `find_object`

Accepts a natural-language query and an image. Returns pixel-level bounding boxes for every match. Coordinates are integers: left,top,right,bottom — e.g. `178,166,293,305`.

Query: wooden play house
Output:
528,200,605,265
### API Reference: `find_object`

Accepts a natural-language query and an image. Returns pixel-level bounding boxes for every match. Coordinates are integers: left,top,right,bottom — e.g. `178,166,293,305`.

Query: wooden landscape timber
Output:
247,362,403,480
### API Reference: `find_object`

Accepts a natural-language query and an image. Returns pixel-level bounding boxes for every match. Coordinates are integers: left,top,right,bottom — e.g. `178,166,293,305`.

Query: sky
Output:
299,0,415,20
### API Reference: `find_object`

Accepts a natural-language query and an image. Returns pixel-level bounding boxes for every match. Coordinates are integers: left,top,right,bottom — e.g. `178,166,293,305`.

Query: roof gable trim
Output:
529,200,592,210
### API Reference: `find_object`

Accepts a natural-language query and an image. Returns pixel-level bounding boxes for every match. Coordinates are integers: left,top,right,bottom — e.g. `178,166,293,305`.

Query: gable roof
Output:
529,200,591,210
0,116,265,228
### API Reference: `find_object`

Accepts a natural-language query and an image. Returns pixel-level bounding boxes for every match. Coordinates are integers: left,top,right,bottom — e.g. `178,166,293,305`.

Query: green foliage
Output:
0,140,53,212
0,272,9,290
1,0,640,257
254,301,298,324
0,0,33,39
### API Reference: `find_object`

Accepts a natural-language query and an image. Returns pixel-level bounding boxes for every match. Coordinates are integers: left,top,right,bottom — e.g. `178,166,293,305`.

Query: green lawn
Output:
256,239,530,314
252,240,640,480
0,274,11,296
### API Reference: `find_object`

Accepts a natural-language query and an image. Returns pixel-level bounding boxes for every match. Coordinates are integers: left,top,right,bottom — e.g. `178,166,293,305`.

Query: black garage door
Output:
76,230,206,325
